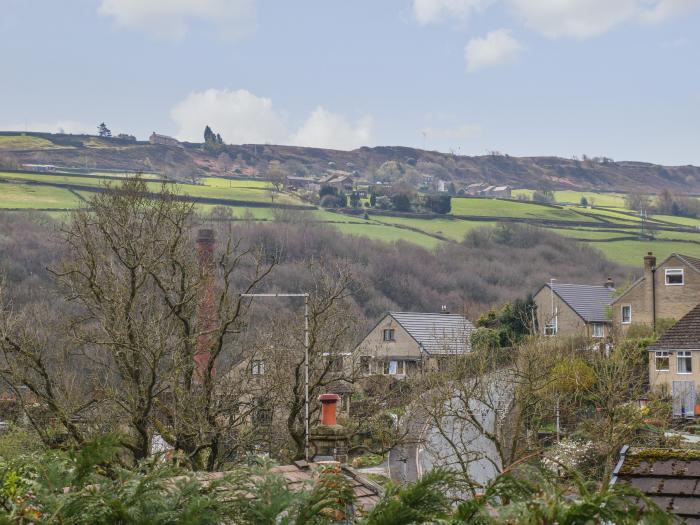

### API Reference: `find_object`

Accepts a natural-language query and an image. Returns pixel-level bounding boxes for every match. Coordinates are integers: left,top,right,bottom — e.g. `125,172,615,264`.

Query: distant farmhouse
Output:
149,132,180,147
463,183,511,198
320,171,354,192
533,280,615,339
353,310,475,378
286,176,321,192
648,303,700,417
611,252,700,335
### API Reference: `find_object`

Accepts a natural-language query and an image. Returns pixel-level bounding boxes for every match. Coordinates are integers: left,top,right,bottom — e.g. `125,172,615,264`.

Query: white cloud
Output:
170,89,374,150
97,0,256,40
170,89,287,144
465,29,521,72
290,107,373,150
412,0,495,24
507,0,700,39
0,120,95,135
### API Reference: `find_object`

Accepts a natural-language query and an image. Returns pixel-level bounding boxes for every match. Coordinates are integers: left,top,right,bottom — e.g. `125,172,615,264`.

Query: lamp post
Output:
240,292,310,461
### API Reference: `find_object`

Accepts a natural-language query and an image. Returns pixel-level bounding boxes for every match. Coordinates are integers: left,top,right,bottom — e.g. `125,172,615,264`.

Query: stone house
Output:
353,310,475,379
611,252,700,336
149,132,180,147
647,303,700,417
533,281,615,339
320,172,354,192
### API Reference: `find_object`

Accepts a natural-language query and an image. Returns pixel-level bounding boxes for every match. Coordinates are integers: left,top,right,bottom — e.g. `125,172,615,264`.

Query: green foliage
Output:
424,194,451,214
579,196,588,207
97,122,111,138
470,327,500,351
361,469,453,525
476,295,536,346
390,193,412,212
455,465,673,525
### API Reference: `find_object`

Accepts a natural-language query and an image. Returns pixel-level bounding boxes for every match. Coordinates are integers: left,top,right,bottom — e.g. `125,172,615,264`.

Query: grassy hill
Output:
1,168,700,266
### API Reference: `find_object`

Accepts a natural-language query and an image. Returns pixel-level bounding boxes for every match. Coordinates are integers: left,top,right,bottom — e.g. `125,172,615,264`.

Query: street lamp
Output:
240,292,311,461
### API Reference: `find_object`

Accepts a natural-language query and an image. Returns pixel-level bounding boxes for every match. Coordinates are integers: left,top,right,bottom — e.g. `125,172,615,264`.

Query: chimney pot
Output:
644,252,656,272
440,305,450,314
319,393,341,426
605,277,615,289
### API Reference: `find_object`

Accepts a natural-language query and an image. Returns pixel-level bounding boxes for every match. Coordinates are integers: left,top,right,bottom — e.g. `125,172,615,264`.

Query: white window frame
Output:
677,351,693,375
591,323,604,338
665,268,684,286
251,359,265,375
383,328,395,342
655,351,670,372
621,305,632,325
384,360,406,375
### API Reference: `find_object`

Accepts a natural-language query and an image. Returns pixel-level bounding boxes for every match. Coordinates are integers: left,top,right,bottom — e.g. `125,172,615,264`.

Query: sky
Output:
1,0,699,165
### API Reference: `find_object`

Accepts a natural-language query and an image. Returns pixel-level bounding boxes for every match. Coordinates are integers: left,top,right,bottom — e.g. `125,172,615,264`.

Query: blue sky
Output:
1,0,699,165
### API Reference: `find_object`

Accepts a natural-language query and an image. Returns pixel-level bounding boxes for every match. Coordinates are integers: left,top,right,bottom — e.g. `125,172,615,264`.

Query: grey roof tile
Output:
390,312,475,355
649,303,700,351
547,283,614,323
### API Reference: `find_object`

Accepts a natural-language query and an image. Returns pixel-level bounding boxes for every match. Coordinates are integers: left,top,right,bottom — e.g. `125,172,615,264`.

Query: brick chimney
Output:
644,252,657,273
643,252,657,331
604,277,615,289
195,229,216,382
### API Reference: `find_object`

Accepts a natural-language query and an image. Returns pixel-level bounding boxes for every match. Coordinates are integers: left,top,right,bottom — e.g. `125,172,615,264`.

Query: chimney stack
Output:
319,393,341,426
195,229,216,382
604,277,615,289
644,252,656,273
440,305,450,315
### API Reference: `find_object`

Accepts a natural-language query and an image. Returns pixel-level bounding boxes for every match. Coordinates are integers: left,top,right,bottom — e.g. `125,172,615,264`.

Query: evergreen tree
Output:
204,125,215,144
97,122,112,138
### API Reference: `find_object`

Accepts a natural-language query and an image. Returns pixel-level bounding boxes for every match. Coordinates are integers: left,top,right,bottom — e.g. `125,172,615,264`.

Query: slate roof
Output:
648,303,700,351
390,311,475,355
545,283,614,323
611,446,700,524
678,253,700,273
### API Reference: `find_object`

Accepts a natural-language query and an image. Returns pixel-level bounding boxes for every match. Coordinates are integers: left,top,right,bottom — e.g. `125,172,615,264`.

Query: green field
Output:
512,189,627,208
0,183,82,208
4,172,700,266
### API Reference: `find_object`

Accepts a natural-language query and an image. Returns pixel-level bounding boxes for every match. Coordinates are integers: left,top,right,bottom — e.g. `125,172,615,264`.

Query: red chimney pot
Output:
319,393,341,426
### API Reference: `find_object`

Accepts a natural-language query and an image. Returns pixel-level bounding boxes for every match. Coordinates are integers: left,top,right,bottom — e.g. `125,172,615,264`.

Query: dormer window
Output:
665,268,684,285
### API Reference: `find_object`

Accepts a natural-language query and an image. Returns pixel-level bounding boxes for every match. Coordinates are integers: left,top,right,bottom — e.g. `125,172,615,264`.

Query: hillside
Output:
2,131,699,193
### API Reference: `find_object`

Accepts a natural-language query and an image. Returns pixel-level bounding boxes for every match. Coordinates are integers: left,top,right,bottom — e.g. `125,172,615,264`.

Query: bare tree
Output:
0,178,276,470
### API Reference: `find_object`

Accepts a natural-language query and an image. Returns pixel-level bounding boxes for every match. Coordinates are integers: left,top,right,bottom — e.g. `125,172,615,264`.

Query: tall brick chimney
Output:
195,229,216,382
643,252,657,331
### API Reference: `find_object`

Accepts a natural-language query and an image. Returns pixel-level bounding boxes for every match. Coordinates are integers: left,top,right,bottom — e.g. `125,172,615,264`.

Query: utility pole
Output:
240,292,311,461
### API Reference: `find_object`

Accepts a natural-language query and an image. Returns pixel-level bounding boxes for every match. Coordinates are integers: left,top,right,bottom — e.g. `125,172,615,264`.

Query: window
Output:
327,355,344,373
252,398,272,425
383,328,395,341
655,351,670,371
591,323,604,338
383,360,405,375
621,305,631,324
544,322,557,336
360,356,371,375
678,351,693,374
665,268,684,285
251,360,265,375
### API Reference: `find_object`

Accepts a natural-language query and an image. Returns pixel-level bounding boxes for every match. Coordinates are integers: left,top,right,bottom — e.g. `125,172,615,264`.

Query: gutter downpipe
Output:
652,265,657,333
